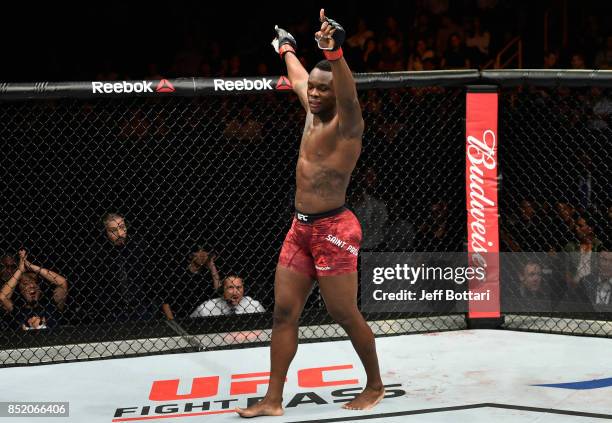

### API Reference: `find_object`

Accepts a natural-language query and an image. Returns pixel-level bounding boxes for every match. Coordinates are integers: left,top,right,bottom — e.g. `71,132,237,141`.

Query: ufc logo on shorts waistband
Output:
297,213,308,222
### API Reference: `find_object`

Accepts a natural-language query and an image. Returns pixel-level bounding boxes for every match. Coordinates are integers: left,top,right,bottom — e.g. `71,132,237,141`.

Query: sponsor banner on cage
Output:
361,252,493,313
90,78,183,96
465,90,501,318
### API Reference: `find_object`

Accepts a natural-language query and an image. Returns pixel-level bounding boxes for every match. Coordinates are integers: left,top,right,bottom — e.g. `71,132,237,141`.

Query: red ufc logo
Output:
149,364,358,401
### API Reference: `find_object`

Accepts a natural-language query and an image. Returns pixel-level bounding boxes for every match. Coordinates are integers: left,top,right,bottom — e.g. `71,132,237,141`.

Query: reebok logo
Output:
91,81,153,94
213,78,273,91
156,79,175,93
276,76,292,90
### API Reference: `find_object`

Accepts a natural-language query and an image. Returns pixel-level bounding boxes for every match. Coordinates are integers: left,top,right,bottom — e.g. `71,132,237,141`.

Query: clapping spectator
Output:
0,250,68,330
191,275,265,317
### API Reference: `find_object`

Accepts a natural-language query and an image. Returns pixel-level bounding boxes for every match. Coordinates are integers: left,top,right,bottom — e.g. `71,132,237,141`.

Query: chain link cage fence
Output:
495,79,611,336
0,71,610,367
0,73,478,366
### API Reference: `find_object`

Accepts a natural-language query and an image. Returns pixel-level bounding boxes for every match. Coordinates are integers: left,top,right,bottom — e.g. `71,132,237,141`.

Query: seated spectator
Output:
378,36,404,71
465,17,491,67
361,37,381,72
594,36,612,70
414,201,462,252
441,33,470,69
1,255,17,283
570,53,586,69
384,201,415,251
504,259,552,312
349,167,388,250
163,247,220,320
503,199,548,251
86,213,161,322
407,39,436,71
575,247,612,307
563,215,603,287
543,51,559,69
346,18,375,51
516,260,550,299
190,275,265,317
0,250,68,330
587,87,611,130
551,202,577,246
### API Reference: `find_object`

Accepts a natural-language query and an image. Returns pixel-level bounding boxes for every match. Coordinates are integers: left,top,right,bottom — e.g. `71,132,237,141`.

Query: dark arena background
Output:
0,1,610,422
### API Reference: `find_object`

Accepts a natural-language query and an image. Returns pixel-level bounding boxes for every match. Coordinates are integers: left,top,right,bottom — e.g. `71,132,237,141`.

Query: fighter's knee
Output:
327,307,360,328
273,305,300,326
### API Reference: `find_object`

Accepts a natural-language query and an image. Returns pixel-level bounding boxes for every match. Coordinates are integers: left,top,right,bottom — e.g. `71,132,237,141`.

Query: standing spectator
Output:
190,275,265,317
0,250,68,330
162,247,220,320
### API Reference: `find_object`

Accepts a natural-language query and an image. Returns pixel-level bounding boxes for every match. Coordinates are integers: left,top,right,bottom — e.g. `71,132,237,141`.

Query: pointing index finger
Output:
320,8,326,22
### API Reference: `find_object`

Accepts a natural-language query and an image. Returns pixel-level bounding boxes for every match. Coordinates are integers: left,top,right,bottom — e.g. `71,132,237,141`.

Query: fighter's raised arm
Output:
272,26,309,111
315,9,364,139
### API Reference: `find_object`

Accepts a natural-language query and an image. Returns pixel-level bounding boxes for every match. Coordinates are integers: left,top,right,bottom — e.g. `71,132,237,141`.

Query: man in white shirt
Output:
191,275,265,317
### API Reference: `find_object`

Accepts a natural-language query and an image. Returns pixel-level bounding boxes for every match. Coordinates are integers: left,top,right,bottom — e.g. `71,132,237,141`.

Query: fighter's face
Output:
307,69,335,115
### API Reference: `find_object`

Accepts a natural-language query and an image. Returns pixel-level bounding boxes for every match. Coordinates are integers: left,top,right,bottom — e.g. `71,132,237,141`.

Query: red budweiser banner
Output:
465,89,500,318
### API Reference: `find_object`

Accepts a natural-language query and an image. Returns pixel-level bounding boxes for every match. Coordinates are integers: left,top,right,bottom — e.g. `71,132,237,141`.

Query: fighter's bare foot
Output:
236,399,284,418
342,386,385,411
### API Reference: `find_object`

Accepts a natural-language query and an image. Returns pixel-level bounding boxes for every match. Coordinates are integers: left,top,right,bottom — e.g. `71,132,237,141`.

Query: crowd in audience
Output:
77,2,610,82
0,213,266,331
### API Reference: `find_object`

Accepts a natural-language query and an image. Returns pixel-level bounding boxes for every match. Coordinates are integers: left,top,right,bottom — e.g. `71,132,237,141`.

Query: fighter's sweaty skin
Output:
294,112,361,213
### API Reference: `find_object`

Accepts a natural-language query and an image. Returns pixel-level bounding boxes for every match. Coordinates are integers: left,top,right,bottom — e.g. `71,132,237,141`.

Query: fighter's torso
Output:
294,112,361,214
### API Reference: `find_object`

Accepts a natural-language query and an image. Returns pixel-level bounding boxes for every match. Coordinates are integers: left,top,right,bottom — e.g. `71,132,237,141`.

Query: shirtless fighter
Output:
236,9,384,418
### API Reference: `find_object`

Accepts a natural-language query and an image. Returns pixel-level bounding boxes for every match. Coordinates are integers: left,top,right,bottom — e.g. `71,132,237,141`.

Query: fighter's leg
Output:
318,272,385,410
236,265,314,418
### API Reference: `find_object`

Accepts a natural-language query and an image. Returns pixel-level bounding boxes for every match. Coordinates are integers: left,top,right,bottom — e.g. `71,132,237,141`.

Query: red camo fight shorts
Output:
278,208,362,278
